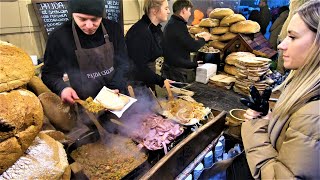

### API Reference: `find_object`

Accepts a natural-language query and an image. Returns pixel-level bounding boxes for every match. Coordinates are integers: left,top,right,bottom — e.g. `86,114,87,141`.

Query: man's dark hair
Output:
173,0,193,14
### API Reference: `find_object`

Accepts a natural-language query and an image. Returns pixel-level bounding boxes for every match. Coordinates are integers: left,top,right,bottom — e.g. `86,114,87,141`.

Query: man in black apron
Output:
42,0,129,104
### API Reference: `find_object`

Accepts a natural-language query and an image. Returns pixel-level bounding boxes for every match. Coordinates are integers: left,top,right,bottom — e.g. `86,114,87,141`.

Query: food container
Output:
196,46,221,69
225,109,246,138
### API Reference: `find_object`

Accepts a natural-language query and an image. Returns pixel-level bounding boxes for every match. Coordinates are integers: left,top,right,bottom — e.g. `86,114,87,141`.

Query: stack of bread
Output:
190,8,261,51
0,40,69,179
224,51,274,95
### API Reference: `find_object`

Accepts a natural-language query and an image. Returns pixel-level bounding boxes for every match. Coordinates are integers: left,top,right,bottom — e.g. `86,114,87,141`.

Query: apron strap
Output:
72,21,110,50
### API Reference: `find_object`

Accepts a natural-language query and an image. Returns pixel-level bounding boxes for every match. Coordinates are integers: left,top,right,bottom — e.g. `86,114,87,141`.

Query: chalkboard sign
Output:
32,0,123,41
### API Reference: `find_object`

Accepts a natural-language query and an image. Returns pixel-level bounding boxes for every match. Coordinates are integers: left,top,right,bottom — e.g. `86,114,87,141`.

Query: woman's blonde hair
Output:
143,0,166,15
273,0,320,120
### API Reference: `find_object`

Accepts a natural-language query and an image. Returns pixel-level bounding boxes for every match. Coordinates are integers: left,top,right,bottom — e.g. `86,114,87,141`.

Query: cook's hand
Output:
244,108,272,121
60,87,79,104
195,32,211,41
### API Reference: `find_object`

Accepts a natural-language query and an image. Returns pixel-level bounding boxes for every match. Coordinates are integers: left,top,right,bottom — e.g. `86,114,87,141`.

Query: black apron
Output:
72,21,115,99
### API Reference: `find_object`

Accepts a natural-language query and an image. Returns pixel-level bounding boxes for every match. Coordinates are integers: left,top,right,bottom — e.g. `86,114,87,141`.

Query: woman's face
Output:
278,14,316,70
155,0,170,23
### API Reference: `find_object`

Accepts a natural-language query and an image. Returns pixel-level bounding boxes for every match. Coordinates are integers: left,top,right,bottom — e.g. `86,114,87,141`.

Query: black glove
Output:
240,85,272,116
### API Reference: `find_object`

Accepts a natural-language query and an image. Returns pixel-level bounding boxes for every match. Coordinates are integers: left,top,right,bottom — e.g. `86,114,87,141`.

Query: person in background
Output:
42,0,129,104
241,0,319,179
125,0,170,92
161,0,211,83
191,9,204,25
248,10,260,23
269,6,289,50
258,0,271,35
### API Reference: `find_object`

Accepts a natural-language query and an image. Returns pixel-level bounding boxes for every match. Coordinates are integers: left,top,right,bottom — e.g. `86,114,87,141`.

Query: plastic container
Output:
219,135,225,151
185,173,192,180
204,150,213,168
193,162,204,180
214,141,223,162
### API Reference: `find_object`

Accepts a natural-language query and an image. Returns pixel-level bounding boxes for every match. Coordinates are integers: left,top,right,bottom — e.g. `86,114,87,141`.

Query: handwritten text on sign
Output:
37,2,69,34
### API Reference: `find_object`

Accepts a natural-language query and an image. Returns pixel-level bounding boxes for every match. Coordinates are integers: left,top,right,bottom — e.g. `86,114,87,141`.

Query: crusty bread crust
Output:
0,89,43,173
0,132,68,179
199,18,220,28
208,41,227,50
220,14,246,27
210,27,229,35
209,8,234,19
189,26,209,34
0,41,34,93
230,20,260,34
219,32,237,41
225,52,256,65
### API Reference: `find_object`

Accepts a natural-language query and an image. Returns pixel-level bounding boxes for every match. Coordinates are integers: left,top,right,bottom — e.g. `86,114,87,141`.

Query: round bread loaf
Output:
209,8,234,19
0,41,34,93
220,14,246,27
38,92,77,132
210,27,229,35
0,89,43,173
210,34,220,41
189,26,209,34
208,41,227,50
199,18,220,28
230,20,260,34
0,132,69,179
224,64,238,76
225,52,256,65
219,32,237,41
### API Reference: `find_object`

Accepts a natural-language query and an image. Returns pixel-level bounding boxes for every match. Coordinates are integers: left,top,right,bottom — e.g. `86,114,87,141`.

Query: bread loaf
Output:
38,92,77,132
225,52,256,65
210,27,229,35
208,41,227,50
0,132,69,179
0,89,43,173
209,8,234,19
230,20,260,34
0,41,34,93
199,18,220,28
27,76,51,96
220,14,246,27
210,34,220,41
189,26,209,34
219,32,237,41
224,64,238,76
237,57,271,67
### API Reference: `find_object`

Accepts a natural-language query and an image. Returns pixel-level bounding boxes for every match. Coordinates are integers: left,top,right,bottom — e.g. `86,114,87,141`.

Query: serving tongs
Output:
75,99,109,142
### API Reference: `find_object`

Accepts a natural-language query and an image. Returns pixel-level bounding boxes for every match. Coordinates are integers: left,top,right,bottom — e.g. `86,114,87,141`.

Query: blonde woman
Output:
126,0,170,91
241,0,320,179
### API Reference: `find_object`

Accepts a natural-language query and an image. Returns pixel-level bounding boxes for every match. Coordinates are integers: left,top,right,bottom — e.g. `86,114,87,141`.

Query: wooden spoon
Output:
164,80,174,101
75,100,109,142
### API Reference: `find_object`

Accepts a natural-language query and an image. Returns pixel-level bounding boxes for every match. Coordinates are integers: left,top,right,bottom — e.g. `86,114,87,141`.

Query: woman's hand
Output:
244,108,272,121
60,87,79,104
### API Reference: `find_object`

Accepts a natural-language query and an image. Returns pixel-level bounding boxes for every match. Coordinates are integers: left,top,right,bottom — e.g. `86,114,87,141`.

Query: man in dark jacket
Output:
258,0,271,35
42,0,129,104
161,0,210,83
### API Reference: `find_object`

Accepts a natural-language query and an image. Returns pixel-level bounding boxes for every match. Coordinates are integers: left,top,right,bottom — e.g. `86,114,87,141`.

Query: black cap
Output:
69,0,105,17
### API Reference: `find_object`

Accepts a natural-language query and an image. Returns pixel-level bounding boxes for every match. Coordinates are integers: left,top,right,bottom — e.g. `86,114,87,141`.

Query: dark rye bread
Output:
0,89,43,173
0,41,34,93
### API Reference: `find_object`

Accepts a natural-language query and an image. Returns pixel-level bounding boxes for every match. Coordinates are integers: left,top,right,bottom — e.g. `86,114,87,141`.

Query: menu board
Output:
32,0,123,41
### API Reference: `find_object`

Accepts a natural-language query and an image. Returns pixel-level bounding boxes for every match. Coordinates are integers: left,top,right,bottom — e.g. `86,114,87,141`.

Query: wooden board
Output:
31,0,123,41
